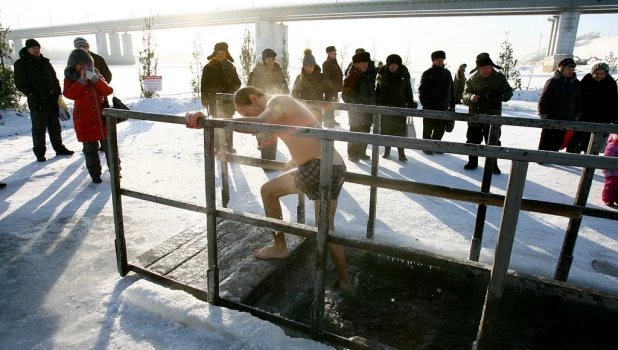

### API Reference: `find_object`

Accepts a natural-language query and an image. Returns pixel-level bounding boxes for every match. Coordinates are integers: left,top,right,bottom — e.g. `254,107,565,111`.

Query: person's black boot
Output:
56,147,74,156
398,148,407,161
382,147,391,159
464,163,478,170
493,165,501,175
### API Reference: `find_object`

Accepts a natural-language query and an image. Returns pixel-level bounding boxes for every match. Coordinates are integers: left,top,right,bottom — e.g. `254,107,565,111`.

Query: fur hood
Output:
552,70,579,83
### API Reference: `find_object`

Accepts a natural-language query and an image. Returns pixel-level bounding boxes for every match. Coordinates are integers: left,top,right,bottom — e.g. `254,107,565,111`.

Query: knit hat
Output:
352,51,371,64
73,37,89,48
261,48,276,60
67,48,94,68
591,62,609,74
302,48,317,66
558,58,576,70
431,50,446,61
326,46,336,53
25,39,40,49
386,54,402,66
207,42,234,62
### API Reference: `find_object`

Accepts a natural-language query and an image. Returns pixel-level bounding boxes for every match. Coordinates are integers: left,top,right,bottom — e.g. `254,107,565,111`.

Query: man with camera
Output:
462,53,513,174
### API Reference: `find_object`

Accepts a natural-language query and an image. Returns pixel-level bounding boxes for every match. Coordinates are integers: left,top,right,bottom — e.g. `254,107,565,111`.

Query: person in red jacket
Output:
63,49,113,183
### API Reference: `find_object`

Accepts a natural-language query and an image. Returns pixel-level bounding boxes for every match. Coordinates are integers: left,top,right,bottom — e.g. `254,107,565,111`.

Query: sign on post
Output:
143,76,162,92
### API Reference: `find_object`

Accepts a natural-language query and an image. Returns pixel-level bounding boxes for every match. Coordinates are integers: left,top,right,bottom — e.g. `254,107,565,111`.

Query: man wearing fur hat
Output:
419,50,456,153
342,51,376,162
14,39,74,162
201,42,242,153
567,62,617,153
537,57,581,153
462,53,513,174
322,46,343,127
247,48,289,161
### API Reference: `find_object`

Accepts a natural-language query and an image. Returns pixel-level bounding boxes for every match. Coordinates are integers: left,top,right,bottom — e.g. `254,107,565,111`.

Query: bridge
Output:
6,0,618,69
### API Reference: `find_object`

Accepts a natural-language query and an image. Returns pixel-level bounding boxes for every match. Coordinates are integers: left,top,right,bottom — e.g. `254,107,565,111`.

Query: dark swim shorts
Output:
294,158,346,201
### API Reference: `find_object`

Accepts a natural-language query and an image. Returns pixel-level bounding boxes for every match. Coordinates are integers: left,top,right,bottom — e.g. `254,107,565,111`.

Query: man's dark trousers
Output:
31,106,63,158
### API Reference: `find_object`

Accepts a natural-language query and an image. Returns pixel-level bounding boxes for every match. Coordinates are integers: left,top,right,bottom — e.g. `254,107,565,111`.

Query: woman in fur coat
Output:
63,48,113,183
375,54,416,161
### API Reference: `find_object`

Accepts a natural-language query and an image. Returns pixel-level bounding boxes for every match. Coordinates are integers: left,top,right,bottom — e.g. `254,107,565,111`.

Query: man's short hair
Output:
234,86,265,107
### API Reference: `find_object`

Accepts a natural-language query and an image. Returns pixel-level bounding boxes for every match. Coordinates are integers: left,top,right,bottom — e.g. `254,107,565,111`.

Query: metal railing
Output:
104,96,618,349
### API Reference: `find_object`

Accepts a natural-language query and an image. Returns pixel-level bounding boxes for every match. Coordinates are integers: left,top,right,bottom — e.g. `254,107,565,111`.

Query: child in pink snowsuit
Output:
602,133,618,206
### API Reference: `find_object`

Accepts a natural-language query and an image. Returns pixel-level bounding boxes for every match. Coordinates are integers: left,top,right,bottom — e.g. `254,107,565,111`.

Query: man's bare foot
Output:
334,279,356,297
254,245,290,259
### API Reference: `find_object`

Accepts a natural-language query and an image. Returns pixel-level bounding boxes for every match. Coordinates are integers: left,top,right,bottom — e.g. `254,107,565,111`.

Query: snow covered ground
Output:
2,38,617,348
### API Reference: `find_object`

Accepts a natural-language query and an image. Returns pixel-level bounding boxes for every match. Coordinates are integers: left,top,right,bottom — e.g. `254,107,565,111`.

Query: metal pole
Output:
204,126,220,305
311,139,335,340
107,114,128,276
475,160,528,349
367,114,381,239
554,132,606,281
216,97,230,207
469,124,500,261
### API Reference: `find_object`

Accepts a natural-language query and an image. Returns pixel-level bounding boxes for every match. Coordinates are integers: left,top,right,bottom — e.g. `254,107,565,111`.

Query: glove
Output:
447,107,455,112
58,97,71,121
85,70,97,81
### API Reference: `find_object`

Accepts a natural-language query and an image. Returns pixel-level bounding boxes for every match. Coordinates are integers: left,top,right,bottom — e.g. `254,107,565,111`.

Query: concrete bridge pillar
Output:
11,38,23,57
543,11,580,72
108,32,122,56
254,21,288,65
121,33,135,65
95,31,109,57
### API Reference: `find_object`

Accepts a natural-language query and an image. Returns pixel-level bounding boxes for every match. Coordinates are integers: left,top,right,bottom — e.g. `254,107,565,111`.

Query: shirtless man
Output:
185,86,352,290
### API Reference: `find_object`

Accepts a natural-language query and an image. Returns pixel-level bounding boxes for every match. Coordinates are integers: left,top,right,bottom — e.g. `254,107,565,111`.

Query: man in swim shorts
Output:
185,86,352,291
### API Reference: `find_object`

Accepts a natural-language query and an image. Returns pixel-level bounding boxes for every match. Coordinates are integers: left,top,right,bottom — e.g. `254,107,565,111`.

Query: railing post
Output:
297,194,306,224
204,125,220,305
311,139,335,340
367,113,381,239
107,114,129,276
216,96,231,208
469,124,500,261
475,160,528,349
554,131,607,281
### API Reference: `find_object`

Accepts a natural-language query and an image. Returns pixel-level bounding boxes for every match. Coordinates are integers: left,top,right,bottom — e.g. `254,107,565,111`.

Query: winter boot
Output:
398,148,407,162
382,147,391,159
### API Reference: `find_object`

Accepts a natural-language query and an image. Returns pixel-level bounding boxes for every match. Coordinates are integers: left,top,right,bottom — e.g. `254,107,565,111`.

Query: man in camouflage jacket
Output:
462,53,513,174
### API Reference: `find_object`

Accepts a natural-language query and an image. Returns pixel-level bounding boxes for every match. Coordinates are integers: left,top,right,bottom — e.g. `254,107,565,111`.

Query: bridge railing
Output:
103,96,618,349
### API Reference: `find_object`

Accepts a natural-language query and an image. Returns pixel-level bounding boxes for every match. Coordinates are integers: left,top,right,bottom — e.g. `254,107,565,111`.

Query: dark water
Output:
250,248,618,349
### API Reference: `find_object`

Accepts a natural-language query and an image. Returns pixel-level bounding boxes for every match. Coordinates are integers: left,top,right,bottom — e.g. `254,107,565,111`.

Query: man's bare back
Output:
185,87,352,291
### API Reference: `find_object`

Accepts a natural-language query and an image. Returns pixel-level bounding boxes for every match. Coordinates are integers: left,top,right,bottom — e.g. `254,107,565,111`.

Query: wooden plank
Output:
107,115,128,276
476,161,529,349
311,139,335,339
367,114,380,239
103,109,618,169
131,224,205,268
555,132,607,281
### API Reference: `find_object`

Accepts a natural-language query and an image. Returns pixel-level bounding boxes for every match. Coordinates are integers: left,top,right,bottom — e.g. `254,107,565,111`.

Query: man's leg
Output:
46,108,64,152
465,125,484,169
432,119,446,141
313,199,352,290
422,118,434,140
30,108,48,159
255,172,304,259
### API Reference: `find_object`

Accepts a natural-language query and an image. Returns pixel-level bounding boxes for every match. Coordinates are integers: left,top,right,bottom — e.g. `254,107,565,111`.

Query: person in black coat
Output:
322,46,343,127
419,50,456,154
567,62,618,153
201,42,242,153
537,57,582,152
376,54,416,161
342,51,376,162
14,39,73,162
